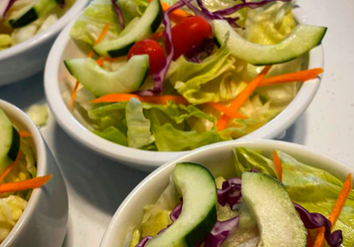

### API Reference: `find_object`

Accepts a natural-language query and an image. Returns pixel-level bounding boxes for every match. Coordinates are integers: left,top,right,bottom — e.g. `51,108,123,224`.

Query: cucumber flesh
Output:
213,20,327,65
0,108,20,169
64,55,149,97
145,163,218,247
8,0,58,28
242,172,307,247
93,0,163,57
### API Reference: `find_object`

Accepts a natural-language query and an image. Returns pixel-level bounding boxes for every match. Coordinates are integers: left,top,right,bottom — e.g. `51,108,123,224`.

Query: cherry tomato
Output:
171,16,212,60
127,39,165,74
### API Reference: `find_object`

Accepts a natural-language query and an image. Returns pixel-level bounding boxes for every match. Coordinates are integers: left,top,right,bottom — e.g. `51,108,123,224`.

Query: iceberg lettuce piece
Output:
168,45,246,105
26,104,49,127
126,98,154,149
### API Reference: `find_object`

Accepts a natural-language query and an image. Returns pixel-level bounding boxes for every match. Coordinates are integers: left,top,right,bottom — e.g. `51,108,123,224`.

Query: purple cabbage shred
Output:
111,0,125,30
185,38,215,63
135,236,152,247
217,178,242,208
203,216,240,247
170,203,183,222
1,0,17,18
294,203,343,247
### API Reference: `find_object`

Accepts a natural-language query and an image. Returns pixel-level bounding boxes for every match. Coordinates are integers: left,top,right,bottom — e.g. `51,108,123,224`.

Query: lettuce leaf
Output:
168,45,247,105
126,98,155,149
233,148,354,247
70,0,147,45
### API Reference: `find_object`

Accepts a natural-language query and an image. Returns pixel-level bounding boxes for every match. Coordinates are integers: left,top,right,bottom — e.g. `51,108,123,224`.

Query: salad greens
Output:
0,0,75,50
124,148,354,247
65,0,325,152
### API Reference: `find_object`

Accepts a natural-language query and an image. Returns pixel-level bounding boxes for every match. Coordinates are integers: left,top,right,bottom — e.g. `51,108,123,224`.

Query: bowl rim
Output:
0,100,47,246
99,139,354,247
44,6,324,169
0,0,89,61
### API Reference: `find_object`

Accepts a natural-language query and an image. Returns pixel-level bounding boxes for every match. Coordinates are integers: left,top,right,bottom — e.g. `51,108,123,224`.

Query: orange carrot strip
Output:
207,102,248,119
313,173,352,247
91,94,189,105
273,150,282,182
0,174,53,193
307,229,312,247
19,131,32,138
149,0,189,23
150,30,164,40
0,151,21,183
217,66,272,131
70,23,111,112
259,68,324,87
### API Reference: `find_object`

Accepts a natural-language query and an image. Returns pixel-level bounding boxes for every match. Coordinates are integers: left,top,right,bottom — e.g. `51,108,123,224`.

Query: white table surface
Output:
1,0,354,246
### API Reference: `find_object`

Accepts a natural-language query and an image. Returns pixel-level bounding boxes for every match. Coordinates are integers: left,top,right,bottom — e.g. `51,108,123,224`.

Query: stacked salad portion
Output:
0,0,74,50
124,148,354,247
0,107,52,243
65,0,327,152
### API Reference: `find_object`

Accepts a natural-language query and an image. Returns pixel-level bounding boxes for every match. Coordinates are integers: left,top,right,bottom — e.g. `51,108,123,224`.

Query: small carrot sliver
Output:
313,173,352,247
150,30,164,40
207,102,248,119
19,131,31,138
306,229,312,247
273,150,283,182
216,65,272,131
91,94,189,105
0,174,53,193
0,151,21,183
149,0,189,23
259,68,324,87
70,23,111,112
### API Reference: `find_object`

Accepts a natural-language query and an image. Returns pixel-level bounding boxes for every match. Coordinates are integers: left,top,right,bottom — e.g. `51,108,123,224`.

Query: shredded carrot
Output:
0,174,53,193
207,102,248,119
307,229,312,247
19,131,31,138
149,0,189,23
150,30,164,40
0,151,21,183
70,23,111,112
259,68,324,87
273,150,283,182
91,94,189,105
216,66,272,131
313,173,353,247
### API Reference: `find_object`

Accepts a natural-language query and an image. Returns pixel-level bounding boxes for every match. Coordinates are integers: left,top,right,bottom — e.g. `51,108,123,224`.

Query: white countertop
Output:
0,0,354,246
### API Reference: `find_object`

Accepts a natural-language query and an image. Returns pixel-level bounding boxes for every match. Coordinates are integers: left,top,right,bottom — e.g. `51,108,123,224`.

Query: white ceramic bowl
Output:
100,140,354,247
44,7,324,171
0,100,68,247
0,0,89,86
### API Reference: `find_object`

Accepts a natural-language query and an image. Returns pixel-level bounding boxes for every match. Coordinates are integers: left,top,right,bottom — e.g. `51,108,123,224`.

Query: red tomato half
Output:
127,39,165,74
171,16,212,60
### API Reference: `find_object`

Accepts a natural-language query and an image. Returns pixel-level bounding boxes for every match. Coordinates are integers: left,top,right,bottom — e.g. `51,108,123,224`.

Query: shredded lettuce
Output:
26,104,49,127
126,98,155,149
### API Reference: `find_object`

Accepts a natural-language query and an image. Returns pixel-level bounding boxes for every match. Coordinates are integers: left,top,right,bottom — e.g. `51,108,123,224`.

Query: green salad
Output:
64,0,326,152
0,107,52,243
0,0,75,50
124,148,354,247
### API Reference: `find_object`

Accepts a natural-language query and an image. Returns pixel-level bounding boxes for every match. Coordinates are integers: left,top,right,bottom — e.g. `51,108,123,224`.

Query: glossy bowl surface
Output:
0,0,89,86
45,7,323,171
0,100,68,247
100,140,353,247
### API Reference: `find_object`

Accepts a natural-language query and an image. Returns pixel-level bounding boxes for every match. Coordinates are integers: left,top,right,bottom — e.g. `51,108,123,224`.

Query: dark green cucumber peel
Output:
8,127,20,161
9,9,38,28
150,1,164,33
107,44,134,58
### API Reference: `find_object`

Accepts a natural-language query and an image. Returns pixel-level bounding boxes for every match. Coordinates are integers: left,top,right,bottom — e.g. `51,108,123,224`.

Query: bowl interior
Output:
45,7,323,169
0,100,46,245
100,140,354,247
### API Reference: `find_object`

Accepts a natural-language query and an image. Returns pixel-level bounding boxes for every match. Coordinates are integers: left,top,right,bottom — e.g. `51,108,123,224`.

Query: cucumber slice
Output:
0,108,20,168
64,55,149,96
93,0,163,57
213,20,327,65
145,163,218,247
242,172,307,247
8,0,58,28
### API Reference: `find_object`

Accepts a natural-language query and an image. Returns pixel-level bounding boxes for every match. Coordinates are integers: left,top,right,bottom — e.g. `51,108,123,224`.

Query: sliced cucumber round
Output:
242,172,307,247
213,20,327,65
145,163,218,247
93,0,163,57
64,55,149,97
0,108,20,168
8,0,58,28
